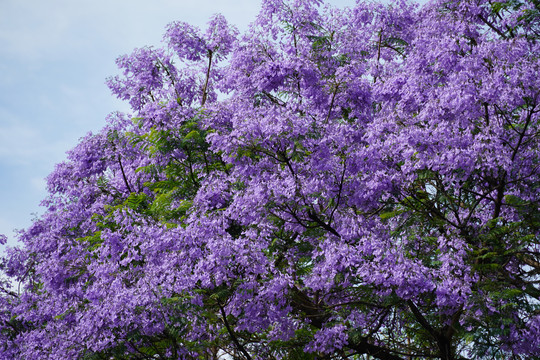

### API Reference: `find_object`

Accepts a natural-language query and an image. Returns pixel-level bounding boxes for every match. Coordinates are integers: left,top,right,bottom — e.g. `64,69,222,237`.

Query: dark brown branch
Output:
477,14,508,39
407,300,455,360
402,192,460,229
407,300,439,339
376,30,383,63
329,162,346,224
290,286,330,328
201,50,213,107
518,253,540,271
118,156,133,194
290,287,406,360
325,82,340,123
494,107,534,219
307,210,340,237
444,307,463,340
156,58,182,106
347,340,406,360
218,302,253,360
382,43,405,58
262,91,286,107
0,285,18,298
492,173,506,219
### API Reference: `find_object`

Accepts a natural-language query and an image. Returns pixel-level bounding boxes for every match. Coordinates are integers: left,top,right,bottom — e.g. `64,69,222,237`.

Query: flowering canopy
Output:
1,0,540,359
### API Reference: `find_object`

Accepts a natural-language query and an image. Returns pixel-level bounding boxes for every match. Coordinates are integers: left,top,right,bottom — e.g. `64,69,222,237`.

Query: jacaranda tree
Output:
1,0,539,358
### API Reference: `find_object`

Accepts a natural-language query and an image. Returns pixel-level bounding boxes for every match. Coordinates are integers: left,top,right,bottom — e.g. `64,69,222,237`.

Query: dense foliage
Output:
1,0,540,358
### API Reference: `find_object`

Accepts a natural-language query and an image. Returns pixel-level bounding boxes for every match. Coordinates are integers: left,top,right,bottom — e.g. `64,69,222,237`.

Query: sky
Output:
0,0,364,249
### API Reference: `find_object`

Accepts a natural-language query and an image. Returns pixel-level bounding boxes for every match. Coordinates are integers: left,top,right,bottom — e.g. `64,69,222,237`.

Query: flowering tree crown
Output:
1,0,540,359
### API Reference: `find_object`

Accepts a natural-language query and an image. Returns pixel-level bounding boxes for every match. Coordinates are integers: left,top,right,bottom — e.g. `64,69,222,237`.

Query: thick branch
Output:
519,253,540,271
347,340,406,360
290,286,330,328
494,107,534,219
201,50,213,107
328,162,346,224
218,302,253,360
477,14,508,39
290,287,405,360
118,156,133,194
407,300,455,360
325,83,340,123
407,300,440,339
307,210,340,237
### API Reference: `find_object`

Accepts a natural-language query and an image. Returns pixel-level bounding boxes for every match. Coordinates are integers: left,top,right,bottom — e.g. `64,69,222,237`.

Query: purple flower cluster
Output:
1,0,540,359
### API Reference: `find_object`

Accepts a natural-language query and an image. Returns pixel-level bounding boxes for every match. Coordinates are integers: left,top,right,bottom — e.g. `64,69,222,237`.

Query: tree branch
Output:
218,302,253,360
201,50,213,107
118,156,133,194
307,210,340,237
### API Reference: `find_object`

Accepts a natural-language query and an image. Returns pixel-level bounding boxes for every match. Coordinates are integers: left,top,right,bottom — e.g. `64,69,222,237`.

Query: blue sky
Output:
0,0,362,248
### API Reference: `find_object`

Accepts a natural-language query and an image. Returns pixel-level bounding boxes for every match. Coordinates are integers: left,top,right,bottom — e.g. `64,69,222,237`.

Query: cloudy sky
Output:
1,0,368,248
